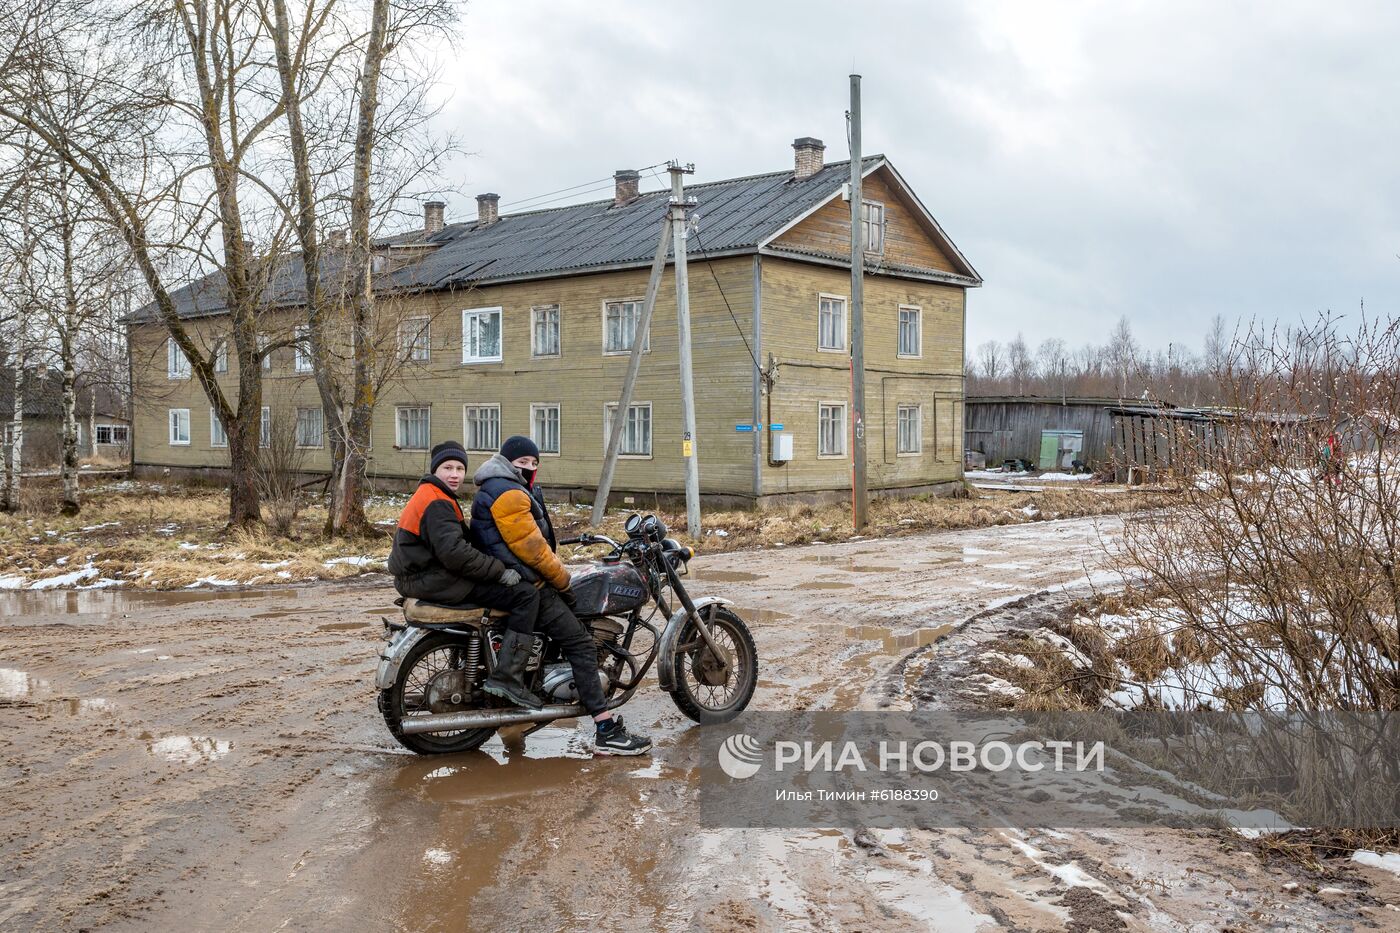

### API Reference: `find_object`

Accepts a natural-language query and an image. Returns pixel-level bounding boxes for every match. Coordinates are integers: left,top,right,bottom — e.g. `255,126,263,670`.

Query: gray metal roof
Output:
136,156,980,323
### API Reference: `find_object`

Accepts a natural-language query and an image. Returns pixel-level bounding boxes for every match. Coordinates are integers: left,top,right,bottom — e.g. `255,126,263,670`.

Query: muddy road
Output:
2,517,1397,931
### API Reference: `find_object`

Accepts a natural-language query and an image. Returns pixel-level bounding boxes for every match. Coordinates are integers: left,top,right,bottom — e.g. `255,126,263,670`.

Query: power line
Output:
690,225,762,378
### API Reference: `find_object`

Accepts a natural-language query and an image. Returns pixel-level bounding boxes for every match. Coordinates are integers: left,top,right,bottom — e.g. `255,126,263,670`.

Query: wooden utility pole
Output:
670,162,701,538
592,213,674,527
849,74,869,530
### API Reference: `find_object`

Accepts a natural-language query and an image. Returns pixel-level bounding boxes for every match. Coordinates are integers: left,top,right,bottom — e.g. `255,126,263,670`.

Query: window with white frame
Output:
258,335,271,371
897,404,922,455
260,406,271,447
531,403,560,454
604,402,651,457
294,326,313,373
398,317,431,362
396,406,430,450
167,339,191,379
818,403,846,457
897,305,922,358
210,408,228,448
213,339,229,373
462,307,503,363
531,305,561,358
603,299,649,354
818,295,846,351
295,407,323,447
168,408,191,445
464,404,500,452
861,201,885,255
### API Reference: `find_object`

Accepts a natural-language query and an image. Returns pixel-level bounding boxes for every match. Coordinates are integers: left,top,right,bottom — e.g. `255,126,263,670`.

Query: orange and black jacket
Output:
387,475,507,604
468,454,570,591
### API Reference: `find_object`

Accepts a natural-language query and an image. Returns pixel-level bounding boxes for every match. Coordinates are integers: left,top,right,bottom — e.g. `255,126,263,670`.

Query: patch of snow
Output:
323,556,381,568
185,576,239,588
276,571,292,579
1036,472,1093,482
79,521,122,532
257,560,292,570
54,557,69,566
178,541,200,550
1353,850,1400,877
0,575,25,590
30,565,99,589
710,529,730,538
78,579,124,590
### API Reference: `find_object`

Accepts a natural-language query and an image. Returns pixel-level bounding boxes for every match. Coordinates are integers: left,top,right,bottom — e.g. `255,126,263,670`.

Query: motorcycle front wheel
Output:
379,630,497,755
668,605,758,724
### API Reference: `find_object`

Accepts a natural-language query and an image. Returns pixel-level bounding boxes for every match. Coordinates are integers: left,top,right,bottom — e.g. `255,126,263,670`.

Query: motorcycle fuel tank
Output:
569,562,648,616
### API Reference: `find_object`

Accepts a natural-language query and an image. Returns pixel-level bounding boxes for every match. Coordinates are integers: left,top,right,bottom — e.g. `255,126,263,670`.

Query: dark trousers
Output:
461,579,539,635
460,583,607,716
535,588,609,717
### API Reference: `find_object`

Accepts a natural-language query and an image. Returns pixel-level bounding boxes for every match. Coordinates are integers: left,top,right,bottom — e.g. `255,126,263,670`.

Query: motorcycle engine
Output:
540,663,611,703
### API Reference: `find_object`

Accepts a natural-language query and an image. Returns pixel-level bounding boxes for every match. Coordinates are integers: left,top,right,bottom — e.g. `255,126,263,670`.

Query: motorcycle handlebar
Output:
559,533,623,550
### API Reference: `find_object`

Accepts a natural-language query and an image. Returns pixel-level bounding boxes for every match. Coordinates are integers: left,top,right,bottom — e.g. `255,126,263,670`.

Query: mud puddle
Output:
317,621,372,632
149,734,232,764
0,585,330,619
689,568,763,583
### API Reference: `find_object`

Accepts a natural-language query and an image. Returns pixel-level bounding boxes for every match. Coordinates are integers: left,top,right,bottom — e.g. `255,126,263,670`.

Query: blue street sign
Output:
735,424,754,432
769,423,785,430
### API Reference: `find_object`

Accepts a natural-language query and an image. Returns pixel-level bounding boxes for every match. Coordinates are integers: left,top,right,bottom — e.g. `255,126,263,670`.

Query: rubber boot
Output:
483,630,544,709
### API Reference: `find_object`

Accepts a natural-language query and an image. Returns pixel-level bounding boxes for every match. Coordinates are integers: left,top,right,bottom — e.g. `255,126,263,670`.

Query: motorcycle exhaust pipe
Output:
398,702,591,735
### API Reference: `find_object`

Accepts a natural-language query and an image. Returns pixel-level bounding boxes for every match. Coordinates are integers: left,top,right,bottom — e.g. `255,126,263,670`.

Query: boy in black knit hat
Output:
387,439,545,709
471,435,651,755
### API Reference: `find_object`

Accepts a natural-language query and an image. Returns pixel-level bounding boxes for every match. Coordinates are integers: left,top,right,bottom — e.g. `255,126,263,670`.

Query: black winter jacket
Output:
387,475,506,604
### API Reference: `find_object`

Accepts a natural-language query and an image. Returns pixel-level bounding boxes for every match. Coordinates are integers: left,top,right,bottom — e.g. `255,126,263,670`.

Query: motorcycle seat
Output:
401,597,510,624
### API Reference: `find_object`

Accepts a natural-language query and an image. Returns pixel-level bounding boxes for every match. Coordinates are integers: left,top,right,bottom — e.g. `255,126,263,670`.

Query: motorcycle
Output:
377,512,759,755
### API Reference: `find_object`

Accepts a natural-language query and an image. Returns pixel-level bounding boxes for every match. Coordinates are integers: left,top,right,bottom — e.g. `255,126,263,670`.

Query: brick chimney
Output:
613,169,640,207
792,137,825,179
476,193,500,227
423,200,445,235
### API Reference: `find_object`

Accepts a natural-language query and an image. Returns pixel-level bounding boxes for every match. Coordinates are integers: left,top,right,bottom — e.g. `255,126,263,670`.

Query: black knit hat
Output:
430,440,468,473
500,435,540,463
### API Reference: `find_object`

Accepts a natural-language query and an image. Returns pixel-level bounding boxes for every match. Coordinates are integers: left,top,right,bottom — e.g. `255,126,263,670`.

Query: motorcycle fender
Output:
376,624,431,692
656,596,735,692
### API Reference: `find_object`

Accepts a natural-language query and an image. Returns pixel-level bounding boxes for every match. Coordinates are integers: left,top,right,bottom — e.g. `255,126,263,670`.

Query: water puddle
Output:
149,735,232,764
316,621,371,632
734,607,792,624
47,697,116,716
0,667,41,699
0,585,331,619
806,581,854,590
691,569,763,583
816,622,956,657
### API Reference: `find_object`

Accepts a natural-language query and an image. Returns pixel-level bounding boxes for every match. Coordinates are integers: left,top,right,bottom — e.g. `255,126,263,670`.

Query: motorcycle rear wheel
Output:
668,606,758,724
380,631,497,755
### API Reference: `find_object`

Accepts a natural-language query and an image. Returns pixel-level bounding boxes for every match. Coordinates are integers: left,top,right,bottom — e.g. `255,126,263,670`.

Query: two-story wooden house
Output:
128,138,981,506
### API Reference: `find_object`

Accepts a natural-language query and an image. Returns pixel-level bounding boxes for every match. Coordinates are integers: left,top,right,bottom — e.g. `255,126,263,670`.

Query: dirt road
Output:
2,517,1397,931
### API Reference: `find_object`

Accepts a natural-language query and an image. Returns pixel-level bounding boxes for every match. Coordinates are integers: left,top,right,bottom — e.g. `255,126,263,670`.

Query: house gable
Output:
763,161,979,283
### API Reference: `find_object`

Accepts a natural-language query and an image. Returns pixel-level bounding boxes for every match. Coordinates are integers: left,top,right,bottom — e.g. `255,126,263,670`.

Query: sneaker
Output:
594,716,652,756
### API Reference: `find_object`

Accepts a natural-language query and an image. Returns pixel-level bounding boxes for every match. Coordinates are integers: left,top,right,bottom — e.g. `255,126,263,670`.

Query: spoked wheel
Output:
668,606,758,724
379,631,496,755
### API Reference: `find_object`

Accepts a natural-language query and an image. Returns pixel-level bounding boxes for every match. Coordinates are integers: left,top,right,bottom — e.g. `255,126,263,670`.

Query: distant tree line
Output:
967,314,1234,404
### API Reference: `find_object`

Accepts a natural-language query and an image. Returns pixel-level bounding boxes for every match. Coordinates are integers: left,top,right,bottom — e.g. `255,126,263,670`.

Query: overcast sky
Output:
418,1,1400,357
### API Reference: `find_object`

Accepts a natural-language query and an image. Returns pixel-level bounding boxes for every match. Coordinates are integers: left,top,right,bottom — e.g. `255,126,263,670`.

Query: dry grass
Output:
0,478,1167,591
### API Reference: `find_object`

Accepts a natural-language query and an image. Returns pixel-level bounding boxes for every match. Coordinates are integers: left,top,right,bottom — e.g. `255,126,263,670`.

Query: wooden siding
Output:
131,252,971,499
963,400,1116,470
132,260,760,495
769,169,958,274
758,257,964,495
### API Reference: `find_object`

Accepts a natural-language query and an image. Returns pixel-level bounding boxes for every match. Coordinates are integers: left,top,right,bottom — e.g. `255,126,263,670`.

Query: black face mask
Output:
518,467,537,487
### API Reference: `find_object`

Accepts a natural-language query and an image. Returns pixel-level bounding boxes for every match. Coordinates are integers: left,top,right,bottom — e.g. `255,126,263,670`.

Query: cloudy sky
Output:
418,1,1400,356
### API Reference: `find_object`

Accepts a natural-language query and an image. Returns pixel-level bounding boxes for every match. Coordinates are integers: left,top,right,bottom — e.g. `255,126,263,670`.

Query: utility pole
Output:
849,74,869,530
670,161,701,538
592,213,674,527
